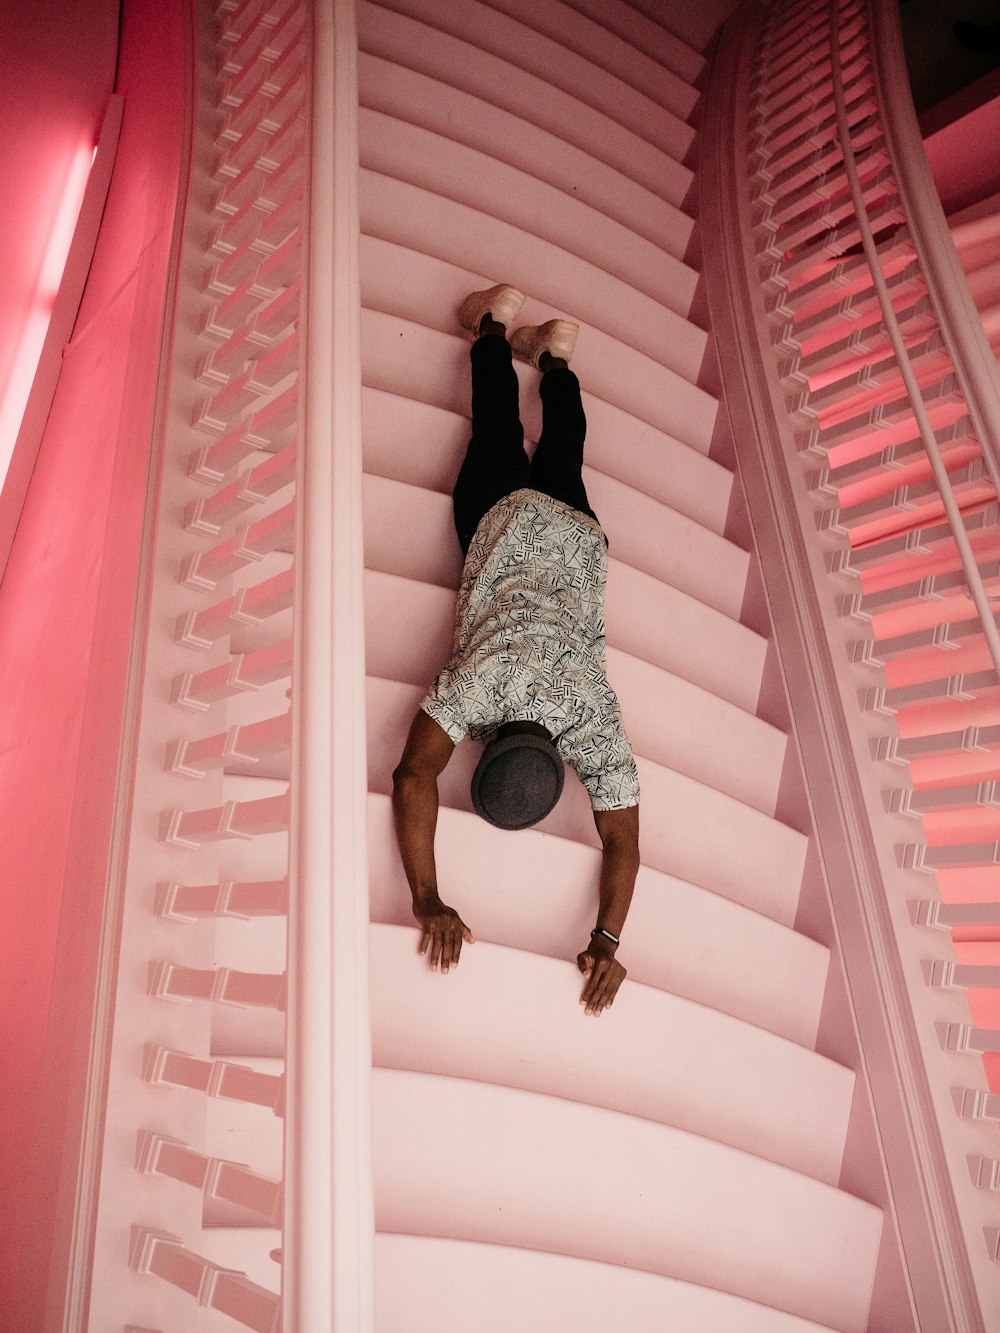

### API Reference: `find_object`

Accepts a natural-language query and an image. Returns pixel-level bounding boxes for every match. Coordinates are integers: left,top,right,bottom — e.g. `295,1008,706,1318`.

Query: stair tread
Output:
359,121,701,334
362,384,734,536
371,923,852,1183
362,469,745,620
484,0,700,121
562,0,705,82
368,794,829,1047
373,1068,881,1333
357,1,695,208
363,569,786,814
359,60,695,253
362,309,717,457
367,677,808,925
363,0,696,160
375,1234,845,1333
361,476,766,709
360,200,701,369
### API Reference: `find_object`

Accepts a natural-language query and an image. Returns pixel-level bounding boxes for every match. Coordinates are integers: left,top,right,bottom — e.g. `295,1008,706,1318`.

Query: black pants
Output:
453,334,600,554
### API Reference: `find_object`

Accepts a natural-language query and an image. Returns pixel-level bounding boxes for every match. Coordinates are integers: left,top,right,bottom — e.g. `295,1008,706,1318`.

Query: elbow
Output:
392,759,428,800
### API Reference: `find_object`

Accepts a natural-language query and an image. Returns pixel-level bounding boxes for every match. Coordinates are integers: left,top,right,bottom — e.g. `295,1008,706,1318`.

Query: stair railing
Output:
75,0,373,1327
702,0,1000,1325
828,0,1000,675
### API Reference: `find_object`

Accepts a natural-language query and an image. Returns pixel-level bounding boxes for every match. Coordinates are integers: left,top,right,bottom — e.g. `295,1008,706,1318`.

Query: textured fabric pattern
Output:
422,488,640,811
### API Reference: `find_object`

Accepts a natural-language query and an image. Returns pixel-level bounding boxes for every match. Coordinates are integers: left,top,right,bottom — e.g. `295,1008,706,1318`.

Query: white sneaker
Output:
458,284,527,337
510,319,579,367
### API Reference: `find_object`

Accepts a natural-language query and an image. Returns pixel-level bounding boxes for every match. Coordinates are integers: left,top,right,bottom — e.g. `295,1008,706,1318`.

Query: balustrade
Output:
704,0,1000,1318
84,0,307,1323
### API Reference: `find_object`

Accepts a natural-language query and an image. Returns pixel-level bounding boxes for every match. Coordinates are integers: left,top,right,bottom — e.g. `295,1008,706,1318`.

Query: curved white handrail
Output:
866,0,1000,499
287,0,375,1327
828,0,1000,679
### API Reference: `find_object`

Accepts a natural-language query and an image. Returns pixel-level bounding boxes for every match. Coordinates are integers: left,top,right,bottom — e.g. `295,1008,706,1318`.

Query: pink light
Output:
0,142,95,489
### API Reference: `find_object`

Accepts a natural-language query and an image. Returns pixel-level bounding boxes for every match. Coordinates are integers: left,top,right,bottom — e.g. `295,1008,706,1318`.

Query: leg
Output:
530,363,599,524
453,333,532,553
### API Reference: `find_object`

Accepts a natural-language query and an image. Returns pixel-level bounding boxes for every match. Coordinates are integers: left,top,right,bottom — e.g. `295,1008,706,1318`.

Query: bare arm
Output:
577,803,640,1015
391,709,473,973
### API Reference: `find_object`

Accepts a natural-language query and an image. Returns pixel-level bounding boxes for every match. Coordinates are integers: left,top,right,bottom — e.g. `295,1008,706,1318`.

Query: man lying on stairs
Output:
392,284,641,1017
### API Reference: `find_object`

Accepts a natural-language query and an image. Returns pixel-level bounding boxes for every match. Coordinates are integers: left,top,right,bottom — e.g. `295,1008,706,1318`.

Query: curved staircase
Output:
77,0,918,1329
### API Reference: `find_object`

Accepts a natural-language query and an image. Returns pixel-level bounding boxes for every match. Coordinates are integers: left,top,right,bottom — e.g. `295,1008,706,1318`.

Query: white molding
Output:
284,0,375,1328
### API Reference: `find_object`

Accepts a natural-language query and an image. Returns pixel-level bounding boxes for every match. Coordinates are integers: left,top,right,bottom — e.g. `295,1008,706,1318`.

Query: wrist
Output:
591,925,620,949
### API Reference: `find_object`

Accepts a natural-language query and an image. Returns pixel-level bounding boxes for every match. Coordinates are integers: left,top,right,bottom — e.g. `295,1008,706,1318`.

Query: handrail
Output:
286,0,374,1327
828,0,1000,680
866,0,1000,501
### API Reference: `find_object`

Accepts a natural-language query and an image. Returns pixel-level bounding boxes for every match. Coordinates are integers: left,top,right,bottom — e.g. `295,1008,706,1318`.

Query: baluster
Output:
148,961,287,1008
175,567,295,650
135,1131,283,1225
160,791,290,846
128,1227,280,1333
143,1044,285,1112
154,878,288,919
172,636,293,709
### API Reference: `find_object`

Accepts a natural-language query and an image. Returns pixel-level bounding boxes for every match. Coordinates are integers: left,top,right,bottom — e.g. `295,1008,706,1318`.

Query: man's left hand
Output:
577,938,625,1016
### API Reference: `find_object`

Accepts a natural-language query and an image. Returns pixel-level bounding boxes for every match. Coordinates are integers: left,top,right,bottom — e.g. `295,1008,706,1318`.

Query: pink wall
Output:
0,0,119,484
922,84,1000,216
1,0,188,1323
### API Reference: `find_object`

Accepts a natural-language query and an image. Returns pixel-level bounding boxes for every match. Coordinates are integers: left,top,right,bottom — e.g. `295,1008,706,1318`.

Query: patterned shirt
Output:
421,489,640,811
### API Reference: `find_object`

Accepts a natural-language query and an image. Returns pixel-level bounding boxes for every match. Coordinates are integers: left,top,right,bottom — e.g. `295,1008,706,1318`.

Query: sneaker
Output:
458,284,526,337
510,319,579,368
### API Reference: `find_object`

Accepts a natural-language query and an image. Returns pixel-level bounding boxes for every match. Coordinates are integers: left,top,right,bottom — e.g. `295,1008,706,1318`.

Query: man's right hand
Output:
413,894,475,974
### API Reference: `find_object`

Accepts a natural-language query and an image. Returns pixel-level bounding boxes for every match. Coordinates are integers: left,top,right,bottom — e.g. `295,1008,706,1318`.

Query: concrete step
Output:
367,793,829,1048
372,1068,881,1333
371,923,852,1182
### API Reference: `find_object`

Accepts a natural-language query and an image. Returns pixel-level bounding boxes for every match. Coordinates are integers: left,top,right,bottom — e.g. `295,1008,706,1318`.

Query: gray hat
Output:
471,730,565,830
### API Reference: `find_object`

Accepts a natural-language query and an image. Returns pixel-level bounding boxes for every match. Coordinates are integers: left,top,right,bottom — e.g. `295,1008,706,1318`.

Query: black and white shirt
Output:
422,489,640,811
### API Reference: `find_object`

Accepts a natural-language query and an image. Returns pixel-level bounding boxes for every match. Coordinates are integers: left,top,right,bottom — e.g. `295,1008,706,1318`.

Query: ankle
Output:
478,313,507,338
539,351,569,373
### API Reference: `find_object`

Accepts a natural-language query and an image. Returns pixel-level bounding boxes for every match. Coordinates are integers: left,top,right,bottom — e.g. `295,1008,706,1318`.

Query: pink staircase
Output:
357,1,880,1329
66,0,1000,1327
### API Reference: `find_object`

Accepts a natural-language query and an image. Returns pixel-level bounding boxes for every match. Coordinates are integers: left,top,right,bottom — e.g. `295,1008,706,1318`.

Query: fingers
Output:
580,956,625,1016
417,912,473,973
441,920,460,973
429,922,445,972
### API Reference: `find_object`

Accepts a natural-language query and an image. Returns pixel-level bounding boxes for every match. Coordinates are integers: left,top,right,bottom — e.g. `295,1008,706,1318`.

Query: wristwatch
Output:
591,926,620,947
